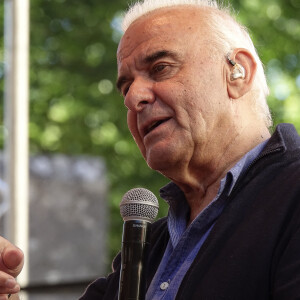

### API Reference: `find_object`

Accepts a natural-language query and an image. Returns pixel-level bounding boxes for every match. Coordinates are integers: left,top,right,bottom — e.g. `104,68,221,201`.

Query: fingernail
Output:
5,278,17,288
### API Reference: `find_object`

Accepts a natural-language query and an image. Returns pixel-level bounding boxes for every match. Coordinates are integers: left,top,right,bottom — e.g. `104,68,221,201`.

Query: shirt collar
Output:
160,139,269,217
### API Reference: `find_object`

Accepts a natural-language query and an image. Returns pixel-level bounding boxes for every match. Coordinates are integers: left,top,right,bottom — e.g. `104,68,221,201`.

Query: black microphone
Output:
118,188,159,300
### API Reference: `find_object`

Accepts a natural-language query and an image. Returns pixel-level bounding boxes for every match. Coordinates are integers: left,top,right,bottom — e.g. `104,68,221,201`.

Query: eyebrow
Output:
116,50,179,93
143,50,178,64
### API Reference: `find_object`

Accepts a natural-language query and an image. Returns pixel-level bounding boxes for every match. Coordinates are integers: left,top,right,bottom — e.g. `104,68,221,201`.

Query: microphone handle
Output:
118,220,151,300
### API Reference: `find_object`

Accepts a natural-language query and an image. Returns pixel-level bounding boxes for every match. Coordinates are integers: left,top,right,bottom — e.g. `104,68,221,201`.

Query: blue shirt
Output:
146,140,268,300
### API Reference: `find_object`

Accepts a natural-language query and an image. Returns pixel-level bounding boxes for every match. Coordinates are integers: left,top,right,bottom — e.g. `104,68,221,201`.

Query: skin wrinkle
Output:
125,4,272,127
117,6,271,223
120,12,217,185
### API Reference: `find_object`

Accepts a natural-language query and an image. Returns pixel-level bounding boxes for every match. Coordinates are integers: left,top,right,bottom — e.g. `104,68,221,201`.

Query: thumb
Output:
1,246,24,278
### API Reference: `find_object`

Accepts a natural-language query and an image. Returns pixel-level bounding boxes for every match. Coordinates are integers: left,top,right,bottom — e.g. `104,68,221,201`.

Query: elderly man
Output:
83,1,300,299
1,0,300,299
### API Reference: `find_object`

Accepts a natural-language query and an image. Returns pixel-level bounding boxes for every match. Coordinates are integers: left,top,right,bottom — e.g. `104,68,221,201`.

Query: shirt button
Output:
160,282,169,290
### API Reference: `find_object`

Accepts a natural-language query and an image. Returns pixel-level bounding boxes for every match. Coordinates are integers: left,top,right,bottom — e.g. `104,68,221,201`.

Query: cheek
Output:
127,111,146,158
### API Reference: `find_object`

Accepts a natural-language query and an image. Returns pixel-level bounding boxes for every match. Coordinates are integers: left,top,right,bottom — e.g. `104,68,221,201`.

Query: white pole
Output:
4,0,30,289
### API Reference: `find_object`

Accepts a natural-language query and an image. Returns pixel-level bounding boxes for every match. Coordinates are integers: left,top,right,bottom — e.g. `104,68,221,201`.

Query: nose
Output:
124,77,155,112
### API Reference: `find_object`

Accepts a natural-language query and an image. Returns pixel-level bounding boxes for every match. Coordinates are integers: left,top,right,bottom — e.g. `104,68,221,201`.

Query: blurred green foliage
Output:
0,0,299,269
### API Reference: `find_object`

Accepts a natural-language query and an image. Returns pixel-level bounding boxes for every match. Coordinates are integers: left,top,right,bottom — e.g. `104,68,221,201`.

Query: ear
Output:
226,48,257,99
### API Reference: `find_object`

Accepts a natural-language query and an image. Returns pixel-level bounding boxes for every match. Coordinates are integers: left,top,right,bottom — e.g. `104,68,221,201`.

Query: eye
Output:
122,84,131,97
151,64,168,74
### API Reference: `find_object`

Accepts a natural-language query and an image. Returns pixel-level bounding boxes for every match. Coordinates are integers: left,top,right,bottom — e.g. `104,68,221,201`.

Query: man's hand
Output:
0,236,24,299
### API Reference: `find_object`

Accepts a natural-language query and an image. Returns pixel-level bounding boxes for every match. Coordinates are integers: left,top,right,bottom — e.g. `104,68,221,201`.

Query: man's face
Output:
117,7,230,175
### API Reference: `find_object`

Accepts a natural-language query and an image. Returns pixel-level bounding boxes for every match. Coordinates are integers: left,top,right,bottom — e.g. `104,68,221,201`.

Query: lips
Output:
141,117,172,137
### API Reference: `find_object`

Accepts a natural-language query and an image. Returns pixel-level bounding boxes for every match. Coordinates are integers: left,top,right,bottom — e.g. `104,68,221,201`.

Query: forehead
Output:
117,7,211,66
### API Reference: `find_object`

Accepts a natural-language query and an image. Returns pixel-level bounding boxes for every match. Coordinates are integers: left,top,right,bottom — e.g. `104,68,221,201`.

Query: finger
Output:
0,295,15,300
1,248,24,277
0,272,20,295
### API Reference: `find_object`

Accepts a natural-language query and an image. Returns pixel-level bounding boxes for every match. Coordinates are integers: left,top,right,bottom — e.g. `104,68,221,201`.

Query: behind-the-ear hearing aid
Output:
227,55,245,80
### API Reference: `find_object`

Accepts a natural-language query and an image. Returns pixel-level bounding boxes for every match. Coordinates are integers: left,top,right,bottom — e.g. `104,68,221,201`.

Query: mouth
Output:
144,117,171,136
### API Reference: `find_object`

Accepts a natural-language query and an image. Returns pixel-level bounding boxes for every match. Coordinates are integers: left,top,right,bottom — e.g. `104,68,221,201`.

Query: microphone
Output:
118,188,159,300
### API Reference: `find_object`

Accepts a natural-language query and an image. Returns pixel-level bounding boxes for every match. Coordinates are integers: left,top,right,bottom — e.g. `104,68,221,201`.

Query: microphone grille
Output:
120,188,159,222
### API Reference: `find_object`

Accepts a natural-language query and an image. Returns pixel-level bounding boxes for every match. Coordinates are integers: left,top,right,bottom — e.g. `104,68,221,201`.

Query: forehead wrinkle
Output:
116,7,208,92
118,7,203,63
117,11,180,63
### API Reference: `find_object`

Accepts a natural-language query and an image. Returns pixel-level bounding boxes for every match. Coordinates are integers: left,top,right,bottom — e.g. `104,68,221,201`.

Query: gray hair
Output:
121,0,272,128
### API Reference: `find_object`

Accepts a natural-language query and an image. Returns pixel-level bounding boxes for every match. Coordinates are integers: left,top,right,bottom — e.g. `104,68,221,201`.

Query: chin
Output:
145,148,178,173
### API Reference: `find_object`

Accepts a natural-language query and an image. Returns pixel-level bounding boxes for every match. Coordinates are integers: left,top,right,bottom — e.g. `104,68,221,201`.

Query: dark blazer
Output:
80,123,300,300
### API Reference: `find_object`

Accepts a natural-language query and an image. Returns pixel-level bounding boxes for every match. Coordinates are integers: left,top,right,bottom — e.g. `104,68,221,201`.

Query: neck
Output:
166,124,271,223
